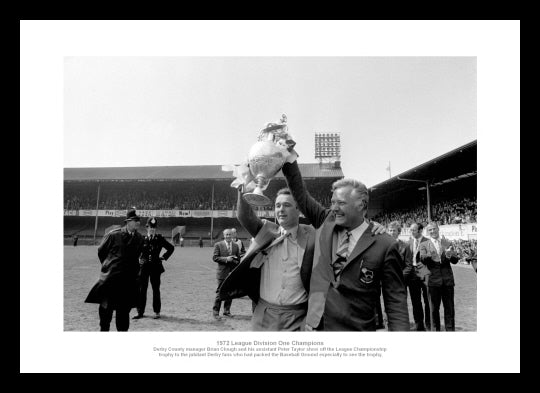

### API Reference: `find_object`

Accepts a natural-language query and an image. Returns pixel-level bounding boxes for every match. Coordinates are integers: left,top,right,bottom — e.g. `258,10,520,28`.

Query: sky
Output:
64,56,476,187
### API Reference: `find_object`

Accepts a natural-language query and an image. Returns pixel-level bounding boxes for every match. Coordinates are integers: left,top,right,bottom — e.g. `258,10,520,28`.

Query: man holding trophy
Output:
220,115,388,331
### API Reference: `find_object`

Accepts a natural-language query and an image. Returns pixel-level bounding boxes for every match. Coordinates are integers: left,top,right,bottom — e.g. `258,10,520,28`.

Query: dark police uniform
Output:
85,208,144,331
134,217,175,319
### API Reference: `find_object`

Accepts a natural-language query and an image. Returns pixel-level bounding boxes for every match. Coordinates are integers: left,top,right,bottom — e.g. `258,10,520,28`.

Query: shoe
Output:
132,314,144,320
213,313,220,320
153,313,160,319
223,312,233,318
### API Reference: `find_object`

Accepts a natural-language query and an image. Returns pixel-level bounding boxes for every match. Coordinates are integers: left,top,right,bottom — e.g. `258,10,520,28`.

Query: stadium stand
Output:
64,163,343,245
368,140,477,227
65,141,477,248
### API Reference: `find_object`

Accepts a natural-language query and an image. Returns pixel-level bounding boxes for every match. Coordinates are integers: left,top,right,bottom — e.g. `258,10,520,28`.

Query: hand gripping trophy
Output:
223,114,297,206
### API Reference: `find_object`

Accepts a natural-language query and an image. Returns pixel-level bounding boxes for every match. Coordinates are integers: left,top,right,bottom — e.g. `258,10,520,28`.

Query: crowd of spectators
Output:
64,182,333,211
372,197,477,227
451,239,477,263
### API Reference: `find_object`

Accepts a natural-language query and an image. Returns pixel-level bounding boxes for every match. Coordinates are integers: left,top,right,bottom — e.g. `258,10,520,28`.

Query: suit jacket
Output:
419,237,459,287
213,240,241,280
85,226,144,308
406,236,431,282
282,161,409,331
219,190,316,302
397,239,413,280
139,234,175,274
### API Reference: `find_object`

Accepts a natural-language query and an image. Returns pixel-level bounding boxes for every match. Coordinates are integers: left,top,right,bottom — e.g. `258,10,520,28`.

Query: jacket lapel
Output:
320,218,337,266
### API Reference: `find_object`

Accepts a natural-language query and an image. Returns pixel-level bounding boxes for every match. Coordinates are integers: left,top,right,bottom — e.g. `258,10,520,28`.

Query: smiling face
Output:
427,223,439,239
275,193,300,229
223,229,232,243
331,186,365,230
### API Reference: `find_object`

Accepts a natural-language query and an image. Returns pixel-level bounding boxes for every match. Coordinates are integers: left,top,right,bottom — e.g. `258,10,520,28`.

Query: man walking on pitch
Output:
212,229,241,319
85,208,144,331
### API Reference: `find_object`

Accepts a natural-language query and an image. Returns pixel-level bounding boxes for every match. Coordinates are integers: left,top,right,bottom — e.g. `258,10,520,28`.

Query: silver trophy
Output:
243,114,296,206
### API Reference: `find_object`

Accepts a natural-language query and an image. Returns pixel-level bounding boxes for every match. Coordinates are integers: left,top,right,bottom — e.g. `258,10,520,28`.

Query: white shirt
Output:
338,220,369,256
259,225,308,306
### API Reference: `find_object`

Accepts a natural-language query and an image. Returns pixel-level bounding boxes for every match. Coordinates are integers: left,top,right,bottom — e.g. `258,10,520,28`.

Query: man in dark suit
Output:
282,160,410,331
420,222,460,331
385,221,413,329
408,222,432,331
85,208,144,331
133,217,175,320
212,229,241,318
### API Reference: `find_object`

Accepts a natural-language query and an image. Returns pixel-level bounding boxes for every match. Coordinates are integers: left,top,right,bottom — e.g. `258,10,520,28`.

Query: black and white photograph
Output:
20,21,520,373
63,56,477,333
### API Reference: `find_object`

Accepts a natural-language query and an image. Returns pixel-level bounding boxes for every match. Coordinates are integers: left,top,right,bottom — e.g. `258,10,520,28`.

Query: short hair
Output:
275,188,297,206
276,188,292,197
426,221,439,229
223,228,232,235
388,221,402,232
331,178,369,205
230,228,237,232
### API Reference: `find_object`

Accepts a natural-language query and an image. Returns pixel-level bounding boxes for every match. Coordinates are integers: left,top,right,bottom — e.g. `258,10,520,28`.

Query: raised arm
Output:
236,187,263,238
281,161,330,229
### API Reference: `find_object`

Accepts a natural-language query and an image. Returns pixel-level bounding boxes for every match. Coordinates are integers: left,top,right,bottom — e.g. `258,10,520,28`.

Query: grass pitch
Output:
64,246,476,331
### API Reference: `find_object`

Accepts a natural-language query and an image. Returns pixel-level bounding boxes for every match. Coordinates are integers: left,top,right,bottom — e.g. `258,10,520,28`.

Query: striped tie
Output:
333,231,351,278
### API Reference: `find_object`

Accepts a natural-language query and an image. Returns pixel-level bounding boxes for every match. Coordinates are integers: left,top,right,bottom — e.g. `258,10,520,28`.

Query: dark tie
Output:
333,231,351,278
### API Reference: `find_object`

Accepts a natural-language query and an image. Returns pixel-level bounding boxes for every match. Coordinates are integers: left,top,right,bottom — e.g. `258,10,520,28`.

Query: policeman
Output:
133,217,175,320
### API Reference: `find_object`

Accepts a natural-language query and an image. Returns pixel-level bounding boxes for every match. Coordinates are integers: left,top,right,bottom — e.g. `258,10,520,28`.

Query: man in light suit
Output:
408,222,432,331
212,229,241,319
283,160,410,331
420,222,459,331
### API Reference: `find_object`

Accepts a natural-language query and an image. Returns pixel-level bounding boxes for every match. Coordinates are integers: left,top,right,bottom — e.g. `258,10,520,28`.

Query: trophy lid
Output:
261,114,288,133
